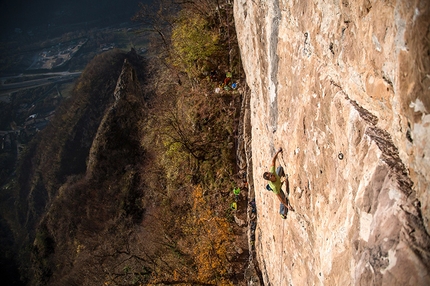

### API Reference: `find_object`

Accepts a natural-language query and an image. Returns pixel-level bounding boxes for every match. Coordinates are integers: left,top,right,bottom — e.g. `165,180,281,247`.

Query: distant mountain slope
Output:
29,53,148,285
1,48,149,285
15,49,146,228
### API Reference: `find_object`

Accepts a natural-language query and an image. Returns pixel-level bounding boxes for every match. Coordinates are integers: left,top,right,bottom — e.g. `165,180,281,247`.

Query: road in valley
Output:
0,71,81,99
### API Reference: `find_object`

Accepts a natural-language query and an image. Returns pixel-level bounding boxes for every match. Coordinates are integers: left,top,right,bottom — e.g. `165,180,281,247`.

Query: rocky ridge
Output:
234,0,430,285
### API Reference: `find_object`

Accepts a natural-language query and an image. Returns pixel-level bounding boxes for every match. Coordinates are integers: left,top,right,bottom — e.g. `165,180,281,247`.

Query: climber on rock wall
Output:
263,148,294,217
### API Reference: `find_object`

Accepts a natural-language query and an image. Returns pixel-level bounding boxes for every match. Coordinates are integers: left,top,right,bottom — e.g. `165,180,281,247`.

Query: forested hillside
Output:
1,1,248,285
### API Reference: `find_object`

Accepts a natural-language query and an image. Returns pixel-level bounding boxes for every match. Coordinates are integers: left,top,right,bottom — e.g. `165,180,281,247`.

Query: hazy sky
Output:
0,0,154,34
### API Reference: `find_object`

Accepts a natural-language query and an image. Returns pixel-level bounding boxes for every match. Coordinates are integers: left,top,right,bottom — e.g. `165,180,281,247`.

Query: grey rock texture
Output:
87,59,144,176
234,0,430,285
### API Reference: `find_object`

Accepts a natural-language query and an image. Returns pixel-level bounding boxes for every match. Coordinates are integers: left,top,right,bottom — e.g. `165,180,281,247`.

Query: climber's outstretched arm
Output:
271,148,283,167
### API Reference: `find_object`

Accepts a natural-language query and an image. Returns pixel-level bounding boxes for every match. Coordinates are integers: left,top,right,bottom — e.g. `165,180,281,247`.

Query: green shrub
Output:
170,11,219,77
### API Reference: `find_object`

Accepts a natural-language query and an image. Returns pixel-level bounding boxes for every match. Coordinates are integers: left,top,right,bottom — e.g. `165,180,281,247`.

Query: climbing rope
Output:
280,216,285,284
279,150,286,284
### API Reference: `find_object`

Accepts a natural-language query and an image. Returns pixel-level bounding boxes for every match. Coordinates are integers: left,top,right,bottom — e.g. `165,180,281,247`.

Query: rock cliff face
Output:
234,0,430,285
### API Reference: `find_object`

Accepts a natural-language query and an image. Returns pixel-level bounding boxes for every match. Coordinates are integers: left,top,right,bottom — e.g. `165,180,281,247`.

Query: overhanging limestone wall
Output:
234,0,430,285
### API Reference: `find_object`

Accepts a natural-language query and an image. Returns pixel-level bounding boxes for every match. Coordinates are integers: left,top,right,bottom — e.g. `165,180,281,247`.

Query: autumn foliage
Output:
1,1,246,285
186,186,234,283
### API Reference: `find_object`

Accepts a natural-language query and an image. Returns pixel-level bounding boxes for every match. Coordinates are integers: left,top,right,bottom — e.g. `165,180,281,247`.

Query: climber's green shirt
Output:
268,166,281,195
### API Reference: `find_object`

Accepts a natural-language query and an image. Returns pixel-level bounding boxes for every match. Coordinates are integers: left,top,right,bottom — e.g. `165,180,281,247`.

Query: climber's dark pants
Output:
276,166,288,216
279,192,288,216
276,166,285,178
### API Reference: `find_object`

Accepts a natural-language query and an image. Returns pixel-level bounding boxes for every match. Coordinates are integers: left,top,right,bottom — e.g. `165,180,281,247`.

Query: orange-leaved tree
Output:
184,185,234,284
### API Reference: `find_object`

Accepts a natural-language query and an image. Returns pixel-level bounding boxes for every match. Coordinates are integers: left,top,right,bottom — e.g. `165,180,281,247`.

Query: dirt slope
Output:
234,0,430,285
